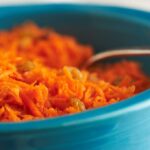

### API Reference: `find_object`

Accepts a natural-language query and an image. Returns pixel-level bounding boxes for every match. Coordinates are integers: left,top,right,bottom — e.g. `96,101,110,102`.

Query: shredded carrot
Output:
0,22,93,68
0,22,149,122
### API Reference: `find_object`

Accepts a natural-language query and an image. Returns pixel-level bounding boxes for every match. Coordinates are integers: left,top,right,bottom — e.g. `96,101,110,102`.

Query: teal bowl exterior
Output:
0,4,150,150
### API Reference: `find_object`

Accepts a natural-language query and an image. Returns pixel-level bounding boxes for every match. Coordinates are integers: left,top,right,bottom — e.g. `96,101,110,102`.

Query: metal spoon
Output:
83,49,150,69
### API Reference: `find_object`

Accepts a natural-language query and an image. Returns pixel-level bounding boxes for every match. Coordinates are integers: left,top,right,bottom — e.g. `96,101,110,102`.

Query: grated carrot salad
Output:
0,22,149,122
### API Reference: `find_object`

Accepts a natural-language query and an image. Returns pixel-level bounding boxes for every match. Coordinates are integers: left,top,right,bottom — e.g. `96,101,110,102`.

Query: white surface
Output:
0,0,150,11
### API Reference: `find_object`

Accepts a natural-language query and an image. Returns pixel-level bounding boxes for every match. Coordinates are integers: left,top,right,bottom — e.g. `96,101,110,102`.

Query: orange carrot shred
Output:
0,22,149,122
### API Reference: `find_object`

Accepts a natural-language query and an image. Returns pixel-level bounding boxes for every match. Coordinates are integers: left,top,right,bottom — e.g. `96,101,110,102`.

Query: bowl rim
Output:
0,90,149,133
0,3,150,133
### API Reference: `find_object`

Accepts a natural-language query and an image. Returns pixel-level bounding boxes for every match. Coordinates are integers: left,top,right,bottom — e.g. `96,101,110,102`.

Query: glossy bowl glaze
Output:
0,4,150,150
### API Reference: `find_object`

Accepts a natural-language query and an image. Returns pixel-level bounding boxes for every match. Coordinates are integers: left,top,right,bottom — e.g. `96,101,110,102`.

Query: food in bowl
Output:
0,22,149,122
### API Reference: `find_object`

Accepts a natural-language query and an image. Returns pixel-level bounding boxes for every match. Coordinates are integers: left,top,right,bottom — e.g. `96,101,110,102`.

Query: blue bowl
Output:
0,4,150,150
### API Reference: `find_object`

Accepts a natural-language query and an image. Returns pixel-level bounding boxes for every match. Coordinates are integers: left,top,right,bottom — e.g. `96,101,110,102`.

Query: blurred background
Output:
0,0,150,11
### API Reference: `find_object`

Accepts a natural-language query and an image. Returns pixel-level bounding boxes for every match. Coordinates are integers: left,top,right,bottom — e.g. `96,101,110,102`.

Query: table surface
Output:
0,0,150,11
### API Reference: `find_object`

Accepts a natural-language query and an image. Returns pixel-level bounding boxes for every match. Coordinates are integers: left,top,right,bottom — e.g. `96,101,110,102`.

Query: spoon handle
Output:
84,49,150,69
